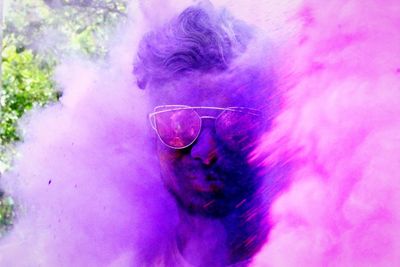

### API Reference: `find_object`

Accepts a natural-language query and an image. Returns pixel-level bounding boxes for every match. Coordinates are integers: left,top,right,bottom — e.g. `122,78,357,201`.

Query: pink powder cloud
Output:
251,0,400,266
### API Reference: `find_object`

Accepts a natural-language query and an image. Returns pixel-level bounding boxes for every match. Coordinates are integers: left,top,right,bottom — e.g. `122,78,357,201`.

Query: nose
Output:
190,126,219,166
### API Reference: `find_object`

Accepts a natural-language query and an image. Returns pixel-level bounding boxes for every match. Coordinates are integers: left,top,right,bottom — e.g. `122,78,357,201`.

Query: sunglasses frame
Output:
149,105,262,149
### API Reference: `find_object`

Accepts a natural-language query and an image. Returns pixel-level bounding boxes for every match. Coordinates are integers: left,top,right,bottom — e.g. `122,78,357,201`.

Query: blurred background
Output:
0,0,128,238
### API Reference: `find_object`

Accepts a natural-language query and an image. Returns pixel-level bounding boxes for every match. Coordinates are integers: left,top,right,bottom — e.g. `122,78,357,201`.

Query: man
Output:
134,5,282,266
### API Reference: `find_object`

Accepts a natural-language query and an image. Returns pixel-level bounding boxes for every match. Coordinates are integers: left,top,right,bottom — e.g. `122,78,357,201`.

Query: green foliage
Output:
4,0,127,58
1,39,59,143
0,0,128,235
1,0,127,169
0,194,14,235
1,37,60,171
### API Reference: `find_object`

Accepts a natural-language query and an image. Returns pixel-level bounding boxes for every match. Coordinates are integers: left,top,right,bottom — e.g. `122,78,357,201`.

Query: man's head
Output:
134,6,274,218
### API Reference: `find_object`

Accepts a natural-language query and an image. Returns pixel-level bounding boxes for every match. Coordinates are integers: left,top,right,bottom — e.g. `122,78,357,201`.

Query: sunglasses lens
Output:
216,110,262,150
155,109,201,148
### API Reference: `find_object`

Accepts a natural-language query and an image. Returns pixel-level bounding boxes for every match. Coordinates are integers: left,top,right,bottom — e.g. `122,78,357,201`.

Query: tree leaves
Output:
0,0,127,232
1,0,127,170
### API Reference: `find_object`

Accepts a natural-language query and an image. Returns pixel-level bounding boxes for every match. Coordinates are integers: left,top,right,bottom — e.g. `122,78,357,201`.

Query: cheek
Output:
157,142,186,188
218,147,250,169
157,142,183,166
218,149,259,184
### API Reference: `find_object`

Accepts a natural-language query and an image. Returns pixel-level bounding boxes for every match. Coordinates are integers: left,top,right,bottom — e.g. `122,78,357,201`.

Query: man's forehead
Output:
154,87,243,107
148,72,267,108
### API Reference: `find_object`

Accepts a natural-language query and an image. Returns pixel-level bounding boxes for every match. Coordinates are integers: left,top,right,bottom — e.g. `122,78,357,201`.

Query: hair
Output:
133,5,253,89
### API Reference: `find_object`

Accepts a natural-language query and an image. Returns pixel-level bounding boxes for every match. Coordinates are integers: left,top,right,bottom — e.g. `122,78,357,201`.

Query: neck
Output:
176,209,227,266
175,196,267,266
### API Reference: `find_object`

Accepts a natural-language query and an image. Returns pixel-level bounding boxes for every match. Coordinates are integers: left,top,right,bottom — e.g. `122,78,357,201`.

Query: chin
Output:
171,190,237,218
188,203,233,218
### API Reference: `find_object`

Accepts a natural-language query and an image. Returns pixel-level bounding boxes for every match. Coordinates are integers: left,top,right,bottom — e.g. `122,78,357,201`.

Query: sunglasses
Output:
149,105,263,150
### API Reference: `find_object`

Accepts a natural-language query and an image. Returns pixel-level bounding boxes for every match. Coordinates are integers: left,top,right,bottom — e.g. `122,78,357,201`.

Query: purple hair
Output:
134,6,253,89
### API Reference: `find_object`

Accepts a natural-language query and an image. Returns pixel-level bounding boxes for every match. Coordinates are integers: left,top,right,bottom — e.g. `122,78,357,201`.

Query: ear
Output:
137,75,148,90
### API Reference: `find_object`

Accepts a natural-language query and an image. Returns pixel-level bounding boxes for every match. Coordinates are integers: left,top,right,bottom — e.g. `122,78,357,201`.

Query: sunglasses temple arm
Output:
148,113,157,130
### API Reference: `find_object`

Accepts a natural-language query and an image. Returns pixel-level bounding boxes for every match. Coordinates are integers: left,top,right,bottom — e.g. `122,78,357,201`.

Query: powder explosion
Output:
250,0,400,266
1,0,399,266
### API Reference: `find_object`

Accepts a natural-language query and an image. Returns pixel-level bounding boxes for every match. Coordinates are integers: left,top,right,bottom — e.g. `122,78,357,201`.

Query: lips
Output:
190,175,225,193
180,166,227,193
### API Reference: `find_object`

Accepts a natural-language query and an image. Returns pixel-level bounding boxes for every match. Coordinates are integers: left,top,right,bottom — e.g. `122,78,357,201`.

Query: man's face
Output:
150,77,265,218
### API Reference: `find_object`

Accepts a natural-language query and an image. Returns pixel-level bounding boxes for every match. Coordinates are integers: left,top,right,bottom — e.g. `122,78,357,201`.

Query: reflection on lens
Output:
155,109,201,148
216,110,261,150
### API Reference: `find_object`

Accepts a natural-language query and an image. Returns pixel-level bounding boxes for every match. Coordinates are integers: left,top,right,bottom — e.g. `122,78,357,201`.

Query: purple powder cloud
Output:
0,1,399,266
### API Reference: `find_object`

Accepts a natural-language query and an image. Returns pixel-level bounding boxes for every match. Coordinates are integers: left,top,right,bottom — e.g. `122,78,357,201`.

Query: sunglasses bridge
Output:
199,115,217,120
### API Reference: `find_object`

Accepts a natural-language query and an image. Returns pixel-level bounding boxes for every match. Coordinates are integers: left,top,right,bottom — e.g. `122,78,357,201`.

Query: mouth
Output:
187,172,225,193
193,180,225,193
